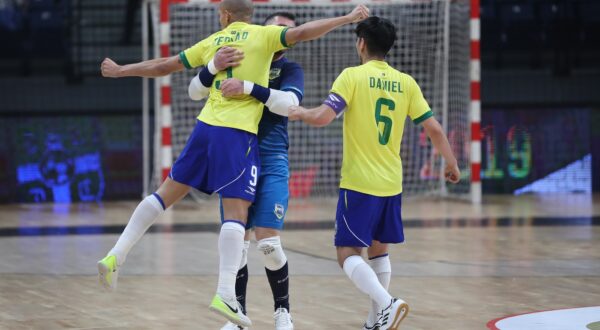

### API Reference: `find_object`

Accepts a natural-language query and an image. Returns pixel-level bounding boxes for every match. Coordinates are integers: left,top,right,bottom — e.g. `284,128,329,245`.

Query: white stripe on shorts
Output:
214,168,246,194
342,214,369,247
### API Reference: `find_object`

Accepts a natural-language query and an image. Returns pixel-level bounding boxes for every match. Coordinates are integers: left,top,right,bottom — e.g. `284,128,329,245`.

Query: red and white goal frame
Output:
141,0,482,204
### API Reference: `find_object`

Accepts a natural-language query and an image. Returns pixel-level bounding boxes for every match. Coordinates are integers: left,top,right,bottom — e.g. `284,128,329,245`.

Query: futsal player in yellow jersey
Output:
289,17,460,330
97,0,369,327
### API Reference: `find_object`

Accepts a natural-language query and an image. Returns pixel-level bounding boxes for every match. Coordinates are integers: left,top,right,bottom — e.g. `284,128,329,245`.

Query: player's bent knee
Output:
336,246,362,268
221,198,251,221
257,236,287,270
155,178,191,208
223,198,251,223
254,227,280,241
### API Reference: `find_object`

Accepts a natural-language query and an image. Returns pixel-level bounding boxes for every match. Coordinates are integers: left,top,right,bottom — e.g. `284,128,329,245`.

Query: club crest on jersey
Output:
269,68,282,81
274,203,285,220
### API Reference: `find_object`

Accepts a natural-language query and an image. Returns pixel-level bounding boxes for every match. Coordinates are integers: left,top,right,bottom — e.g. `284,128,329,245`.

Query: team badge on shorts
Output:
274,203,285,220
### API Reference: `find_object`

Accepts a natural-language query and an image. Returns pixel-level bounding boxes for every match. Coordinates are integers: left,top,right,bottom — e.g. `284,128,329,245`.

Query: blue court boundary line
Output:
0,216,599,237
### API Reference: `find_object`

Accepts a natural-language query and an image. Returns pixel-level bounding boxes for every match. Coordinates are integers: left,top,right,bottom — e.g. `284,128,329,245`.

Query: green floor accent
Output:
587,321,600,330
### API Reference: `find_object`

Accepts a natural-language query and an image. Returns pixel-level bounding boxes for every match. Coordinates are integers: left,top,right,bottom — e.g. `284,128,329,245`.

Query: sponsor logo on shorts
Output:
274,203,285,220
245,186,256,196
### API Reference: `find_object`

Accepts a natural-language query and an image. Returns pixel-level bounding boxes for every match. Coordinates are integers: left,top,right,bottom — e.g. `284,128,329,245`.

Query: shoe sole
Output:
208,305,252,328
97,261,115,292
388,303,408,330
389,303,409,330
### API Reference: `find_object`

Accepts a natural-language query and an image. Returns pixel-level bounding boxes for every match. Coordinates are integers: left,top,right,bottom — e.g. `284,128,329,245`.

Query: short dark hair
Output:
263,11,297,25
355,16,397,57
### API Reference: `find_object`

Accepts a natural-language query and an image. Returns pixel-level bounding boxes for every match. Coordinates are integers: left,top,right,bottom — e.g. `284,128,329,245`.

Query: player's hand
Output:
221,78,244,98
347,5,370,23
288,106,305,121
101,58,122,78
444,161,460,184
214,47,244,71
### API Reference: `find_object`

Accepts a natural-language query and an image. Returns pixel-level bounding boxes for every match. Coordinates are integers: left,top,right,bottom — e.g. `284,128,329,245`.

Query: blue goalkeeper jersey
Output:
258,57,304,177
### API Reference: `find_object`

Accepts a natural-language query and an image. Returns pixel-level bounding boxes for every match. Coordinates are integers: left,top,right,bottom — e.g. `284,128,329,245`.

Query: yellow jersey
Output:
330,60,433,196
179,22,289,134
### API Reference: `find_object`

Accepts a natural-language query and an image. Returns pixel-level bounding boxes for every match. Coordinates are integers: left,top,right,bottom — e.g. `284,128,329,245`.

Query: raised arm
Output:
101,56,184,78
284,5,369,45
421,117,460,183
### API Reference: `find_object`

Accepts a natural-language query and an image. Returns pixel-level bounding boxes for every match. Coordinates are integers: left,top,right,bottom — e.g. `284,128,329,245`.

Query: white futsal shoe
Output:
274,307,294,330
363,308,380,330
221,321,248,330
362,321,380,330
377,298,409,330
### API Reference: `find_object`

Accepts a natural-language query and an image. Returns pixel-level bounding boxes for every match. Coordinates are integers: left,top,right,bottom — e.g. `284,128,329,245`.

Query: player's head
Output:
263,11,297,27
354,16,397,62
219,0,254,28
263,12,297,60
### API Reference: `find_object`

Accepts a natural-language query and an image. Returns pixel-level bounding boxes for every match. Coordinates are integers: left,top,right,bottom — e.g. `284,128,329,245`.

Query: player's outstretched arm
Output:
288,104,336,127
422,117,460,183
101,56,184,78
284,5,369,45
220,79,299,117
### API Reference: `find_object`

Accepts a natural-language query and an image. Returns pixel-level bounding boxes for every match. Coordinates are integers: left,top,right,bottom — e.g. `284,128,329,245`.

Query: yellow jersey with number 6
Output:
179,22,289,134
330,60,433,196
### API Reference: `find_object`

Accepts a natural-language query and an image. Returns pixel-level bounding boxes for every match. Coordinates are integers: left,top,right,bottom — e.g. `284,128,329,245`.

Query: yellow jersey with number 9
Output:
330,60,433,196
179,22,289,134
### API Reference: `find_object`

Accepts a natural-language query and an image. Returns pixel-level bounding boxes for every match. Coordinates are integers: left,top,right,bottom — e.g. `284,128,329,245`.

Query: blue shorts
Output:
334,188,404,247
248,174,289,230
220,174,289,230
170,120,260,202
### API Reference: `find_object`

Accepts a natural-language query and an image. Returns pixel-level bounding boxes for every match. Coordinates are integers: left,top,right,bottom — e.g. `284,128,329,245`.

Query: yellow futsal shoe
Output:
97,255,119,292
209,294,252,328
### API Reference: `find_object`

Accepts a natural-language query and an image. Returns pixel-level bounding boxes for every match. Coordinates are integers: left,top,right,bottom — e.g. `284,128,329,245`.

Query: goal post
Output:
142,0,481,203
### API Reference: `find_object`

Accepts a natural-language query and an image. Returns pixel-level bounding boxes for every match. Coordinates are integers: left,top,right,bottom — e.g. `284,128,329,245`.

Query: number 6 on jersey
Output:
375,97,396,145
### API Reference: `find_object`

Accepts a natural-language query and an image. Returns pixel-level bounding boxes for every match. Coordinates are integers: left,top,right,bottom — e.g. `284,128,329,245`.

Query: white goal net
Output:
158,0,471,199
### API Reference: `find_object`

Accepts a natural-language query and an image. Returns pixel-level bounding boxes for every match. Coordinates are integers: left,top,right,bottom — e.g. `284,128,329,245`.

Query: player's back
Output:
257,57,304,177
334,60,432,196
180,22,289,134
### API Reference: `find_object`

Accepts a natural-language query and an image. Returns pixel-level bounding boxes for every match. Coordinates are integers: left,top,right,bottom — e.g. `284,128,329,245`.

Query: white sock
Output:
109,194,165,265
217,221,246,302
239,240,250,269
368,255,392,323
343,255,392,308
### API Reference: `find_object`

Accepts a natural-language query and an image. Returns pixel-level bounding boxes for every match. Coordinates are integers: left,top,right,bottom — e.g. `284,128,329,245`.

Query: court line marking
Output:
487,306,600,330
1,216,598,237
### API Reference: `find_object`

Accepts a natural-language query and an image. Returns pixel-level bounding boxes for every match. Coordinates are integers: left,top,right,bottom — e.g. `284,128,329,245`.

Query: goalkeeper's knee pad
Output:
257,236,287,270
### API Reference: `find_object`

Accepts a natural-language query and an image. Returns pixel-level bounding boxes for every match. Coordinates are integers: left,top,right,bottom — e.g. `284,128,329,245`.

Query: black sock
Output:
265,262,290,312
235,265,249,314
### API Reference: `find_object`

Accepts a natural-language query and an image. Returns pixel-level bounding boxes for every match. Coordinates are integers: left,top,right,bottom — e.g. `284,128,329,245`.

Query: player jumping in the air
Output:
97,0,369,327
289,17,460,330
187,11,304,330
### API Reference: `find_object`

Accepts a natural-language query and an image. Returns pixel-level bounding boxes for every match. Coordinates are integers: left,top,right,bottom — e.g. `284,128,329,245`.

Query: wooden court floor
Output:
0,194,598,329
